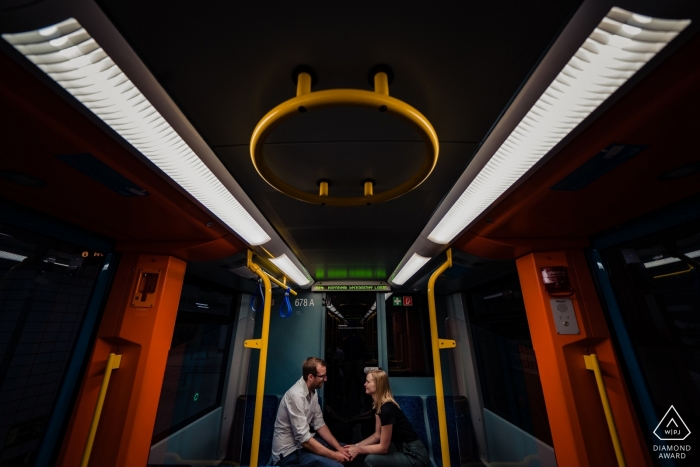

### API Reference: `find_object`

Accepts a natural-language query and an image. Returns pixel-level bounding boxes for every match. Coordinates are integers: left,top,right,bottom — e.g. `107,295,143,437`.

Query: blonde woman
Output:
344,369,429,467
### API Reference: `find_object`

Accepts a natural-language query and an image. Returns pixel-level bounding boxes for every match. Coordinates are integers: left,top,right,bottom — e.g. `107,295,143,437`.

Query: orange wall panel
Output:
57,254,186,467
516,250,651,467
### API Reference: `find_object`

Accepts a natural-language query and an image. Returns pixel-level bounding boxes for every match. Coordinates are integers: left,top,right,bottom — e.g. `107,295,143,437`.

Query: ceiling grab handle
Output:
427,249,456,467
250,68,439,206
584,354,627,467
80,353,122,467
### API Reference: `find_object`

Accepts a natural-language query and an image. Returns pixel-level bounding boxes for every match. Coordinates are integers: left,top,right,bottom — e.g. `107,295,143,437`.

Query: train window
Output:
466,274,553,446
0,222,107,464
151,276,237,444
600,219,700,438
384,294,434,377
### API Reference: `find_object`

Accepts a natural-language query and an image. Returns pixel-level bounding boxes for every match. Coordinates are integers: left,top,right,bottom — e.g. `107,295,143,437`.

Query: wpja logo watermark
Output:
653,405,691,460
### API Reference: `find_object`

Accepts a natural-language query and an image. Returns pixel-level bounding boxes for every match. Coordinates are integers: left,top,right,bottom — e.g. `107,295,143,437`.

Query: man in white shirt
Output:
272,357,350,466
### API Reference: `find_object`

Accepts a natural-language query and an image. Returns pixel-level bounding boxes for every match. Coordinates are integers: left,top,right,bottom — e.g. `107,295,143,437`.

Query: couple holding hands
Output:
271,357,429,467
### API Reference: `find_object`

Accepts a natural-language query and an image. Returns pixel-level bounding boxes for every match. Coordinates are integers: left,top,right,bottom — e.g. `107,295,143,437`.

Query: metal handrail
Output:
80,352,122,467
263,270,298,295
427,249,456,467
250,71,439,206
584,354,626,467
243,250,273,467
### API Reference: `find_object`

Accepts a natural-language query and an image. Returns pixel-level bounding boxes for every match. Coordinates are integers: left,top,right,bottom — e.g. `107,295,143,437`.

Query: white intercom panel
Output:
550,298,580,335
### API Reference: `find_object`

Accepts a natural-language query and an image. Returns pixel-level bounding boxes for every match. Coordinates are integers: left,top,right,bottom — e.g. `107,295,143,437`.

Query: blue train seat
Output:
230,394,279,465
427,395,480,466
393,396,430,453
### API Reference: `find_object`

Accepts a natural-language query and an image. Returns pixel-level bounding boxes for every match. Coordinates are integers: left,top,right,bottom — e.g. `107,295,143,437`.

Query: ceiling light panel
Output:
392,253,431,286
269,254,311,286
644,250,700,269
3,18,271,246
0,251,27,262
428,7,690,245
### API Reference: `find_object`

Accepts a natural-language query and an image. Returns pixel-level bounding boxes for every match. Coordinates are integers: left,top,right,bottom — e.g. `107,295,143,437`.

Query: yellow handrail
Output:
263,270,298,295
584,354,626,467
427,249,456,467
244,251,273,467
250,71,439,207
81,352,122,467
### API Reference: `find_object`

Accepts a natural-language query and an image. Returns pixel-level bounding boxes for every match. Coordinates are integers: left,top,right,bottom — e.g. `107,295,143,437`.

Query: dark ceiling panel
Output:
261,107,423,144
88,0,581,281
254,141,428,194
94,0,582,144
216,142,477,278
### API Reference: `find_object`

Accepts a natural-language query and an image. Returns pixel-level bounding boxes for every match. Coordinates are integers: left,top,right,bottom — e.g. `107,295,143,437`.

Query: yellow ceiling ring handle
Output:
250,71,439,206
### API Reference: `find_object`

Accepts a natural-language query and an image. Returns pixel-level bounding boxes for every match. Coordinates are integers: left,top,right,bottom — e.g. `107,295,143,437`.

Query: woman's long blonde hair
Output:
368,369,400,414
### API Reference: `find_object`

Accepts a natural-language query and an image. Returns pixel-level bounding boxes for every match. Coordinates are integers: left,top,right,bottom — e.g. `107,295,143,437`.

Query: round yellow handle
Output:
250,84,439,206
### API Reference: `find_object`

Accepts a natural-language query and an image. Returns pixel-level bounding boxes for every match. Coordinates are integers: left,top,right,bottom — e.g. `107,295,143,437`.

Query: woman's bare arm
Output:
347,416,392,456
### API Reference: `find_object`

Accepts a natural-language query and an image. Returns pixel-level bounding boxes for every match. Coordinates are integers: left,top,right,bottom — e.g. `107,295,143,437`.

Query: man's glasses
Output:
313,373,327,380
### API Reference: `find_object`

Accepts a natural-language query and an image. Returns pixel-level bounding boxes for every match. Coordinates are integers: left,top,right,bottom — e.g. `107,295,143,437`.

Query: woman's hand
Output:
344,444,361,460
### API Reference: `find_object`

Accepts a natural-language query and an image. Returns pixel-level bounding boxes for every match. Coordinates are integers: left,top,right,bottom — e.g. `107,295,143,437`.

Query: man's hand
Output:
331,449,351,463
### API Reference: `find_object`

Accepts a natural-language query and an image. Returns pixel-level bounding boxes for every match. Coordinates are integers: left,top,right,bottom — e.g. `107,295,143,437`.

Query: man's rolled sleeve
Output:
286,392,314,445
311,398,325,431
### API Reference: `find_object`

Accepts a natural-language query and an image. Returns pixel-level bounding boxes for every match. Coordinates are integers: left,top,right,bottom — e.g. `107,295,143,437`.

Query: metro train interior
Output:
1,0,700,466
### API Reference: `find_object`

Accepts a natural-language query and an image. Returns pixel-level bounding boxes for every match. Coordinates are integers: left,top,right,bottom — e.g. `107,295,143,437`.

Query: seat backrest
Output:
394,396,429,452
239,395,279,465
426,396,462,467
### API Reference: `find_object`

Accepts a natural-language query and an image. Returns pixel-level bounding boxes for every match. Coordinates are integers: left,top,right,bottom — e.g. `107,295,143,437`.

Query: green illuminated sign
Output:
193,392,199,401
312,282,390,292
314,266,387,280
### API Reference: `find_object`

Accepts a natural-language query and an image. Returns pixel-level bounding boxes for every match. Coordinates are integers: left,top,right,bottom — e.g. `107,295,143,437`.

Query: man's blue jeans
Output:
276,435,344,467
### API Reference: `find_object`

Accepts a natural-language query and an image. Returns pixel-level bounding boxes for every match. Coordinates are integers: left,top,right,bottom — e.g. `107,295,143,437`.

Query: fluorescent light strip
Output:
428,8,690,244
0,251,27,262
3,19,271,246
644,250,700,269
269,254,311,286
483,292,503,300
392,253,431,285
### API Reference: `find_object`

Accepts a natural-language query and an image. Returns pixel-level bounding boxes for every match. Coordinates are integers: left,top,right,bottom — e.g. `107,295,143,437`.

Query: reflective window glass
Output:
466,274,553,446
0,222,106,464
151,276,237,443
385,294,434,377
601,219,700,437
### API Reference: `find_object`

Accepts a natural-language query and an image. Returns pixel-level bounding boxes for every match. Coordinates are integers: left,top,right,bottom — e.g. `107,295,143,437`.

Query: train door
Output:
323,292,379,442
460,274,556,466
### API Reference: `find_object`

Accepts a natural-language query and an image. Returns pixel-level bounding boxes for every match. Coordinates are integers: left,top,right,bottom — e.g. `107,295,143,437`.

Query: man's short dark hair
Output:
302,357,326,380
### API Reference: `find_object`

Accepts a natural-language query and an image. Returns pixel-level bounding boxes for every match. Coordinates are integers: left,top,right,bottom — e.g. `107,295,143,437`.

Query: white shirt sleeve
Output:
285,392,314,445
311,396,325,431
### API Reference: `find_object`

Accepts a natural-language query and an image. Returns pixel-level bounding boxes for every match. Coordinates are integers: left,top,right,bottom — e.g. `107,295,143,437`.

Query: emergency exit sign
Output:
392,296,413,306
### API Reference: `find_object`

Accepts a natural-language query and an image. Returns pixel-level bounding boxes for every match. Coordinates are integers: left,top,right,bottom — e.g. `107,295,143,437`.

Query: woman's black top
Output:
378,401,419,443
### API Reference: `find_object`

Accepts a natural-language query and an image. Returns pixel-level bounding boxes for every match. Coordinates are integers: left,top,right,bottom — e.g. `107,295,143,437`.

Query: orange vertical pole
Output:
516,250,651,467
57,254,186,467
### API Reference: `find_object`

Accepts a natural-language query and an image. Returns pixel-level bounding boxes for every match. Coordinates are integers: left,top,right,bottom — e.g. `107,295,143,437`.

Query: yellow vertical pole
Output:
319,181,329,197
297,72,312,97
374,72,390,96
584,354,627,467
427,249,453,467
80,353,122,467
246,251,273,467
